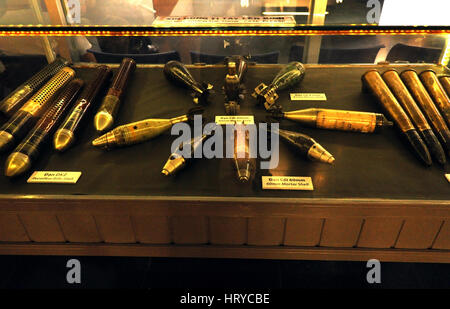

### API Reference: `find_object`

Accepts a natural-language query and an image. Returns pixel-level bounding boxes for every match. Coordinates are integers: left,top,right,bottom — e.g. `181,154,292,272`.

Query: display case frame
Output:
0,193,449,263
0,1,450,263
0,62,449,263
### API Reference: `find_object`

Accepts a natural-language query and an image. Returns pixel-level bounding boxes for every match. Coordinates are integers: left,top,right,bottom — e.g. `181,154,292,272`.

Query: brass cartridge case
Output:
383,69,446,164
439,75,450,97
362,69,432,165
383,69,431,131
278,108,392,133
401,69,450,156
419,70,450,127
362,70,415,133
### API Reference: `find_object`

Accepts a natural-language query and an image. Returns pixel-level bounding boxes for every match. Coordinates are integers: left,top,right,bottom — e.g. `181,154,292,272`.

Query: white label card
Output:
27,171,82,184
290,93,327,101
215,115,255,125
445,174,450,183
262,176,314,191
153,16,296,27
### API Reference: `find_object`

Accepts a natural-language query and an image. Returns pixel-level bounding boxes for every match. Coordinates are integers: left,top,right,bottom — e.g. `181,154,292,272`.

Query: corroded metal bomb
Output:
224,56,248,115
5,79,84,177
383,69,446,164
94,58,136,132
362,69,432,166
274,128,335,164
272,107,392,133
401,69,450,157
164,60,213,105
53,65,112,152
162,133,210,176
0,57,70,117
419,70,450,127
92,107,204,150
233,124,255,183
252,61,306,110
0,67,75,152
439,75,450,97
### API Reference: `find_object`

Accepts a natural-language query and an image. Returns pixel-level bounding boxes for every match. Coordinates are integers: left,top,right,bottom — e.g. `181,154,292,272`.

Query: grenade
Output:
164,60,213,105
252,61,306,110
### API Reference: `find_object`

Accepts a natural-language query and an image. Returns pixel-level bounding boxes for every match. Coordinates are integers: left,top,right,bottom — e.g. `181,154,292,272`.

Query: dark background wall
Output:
0,255,449,288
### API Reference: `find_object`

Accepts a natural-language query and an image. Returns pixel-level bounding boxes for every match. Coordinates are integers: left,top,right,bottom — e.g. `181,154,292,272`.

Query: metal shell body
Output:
383,70,446,164
0,58,70,117
362,70,415,133
93,113,189,150
94,58,136,132
363,69,432,165
271,61,306,92
21,67,75,117
233,126,255,183
253,61,305,110
382,70,431,132
15,79,84,161
0,67,75,152
401,70,446,132
58,66,111,135
162,134,208,175
401,69,450,155
277,128,334,164
164,60,205,95
439,75,450,97
282,108,391,133
224,61,240,102
419,70,450,127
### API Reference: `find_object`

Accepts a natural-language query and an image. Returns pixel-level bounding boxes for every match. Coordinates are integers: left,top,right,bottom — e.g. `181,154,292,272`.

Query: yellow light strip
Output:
0,29,449,37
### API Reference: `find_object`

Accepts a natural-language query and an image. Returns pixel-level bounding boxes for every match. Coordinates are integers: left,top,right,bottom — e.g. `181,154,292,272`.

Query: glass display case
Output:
0,0,449,262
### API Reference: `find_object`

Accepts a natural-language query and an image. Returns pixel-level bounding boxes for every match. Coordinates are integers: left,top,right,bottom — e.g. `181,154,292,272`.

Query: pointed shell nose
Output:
5,152,31,177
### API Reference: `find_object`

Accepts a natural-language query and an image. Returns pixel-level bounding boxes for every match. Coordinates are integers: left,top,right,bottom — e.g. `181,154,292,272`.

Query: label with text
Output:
215,115,255,125
27,171,82,184
153,16,296,27
262,176,314,190
290,93,327,101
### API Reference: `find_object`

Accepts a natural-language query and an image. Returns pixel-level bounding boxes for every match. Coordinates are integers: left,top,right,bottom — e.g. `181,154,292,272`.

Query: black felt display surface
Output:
0,64,449,200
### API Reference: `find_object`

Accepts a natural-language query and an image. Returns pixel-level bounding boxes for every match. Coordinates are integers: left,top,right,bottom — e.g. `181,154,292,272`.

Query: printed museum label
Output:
153,16,296,27
215,115,255,125
262,176,314,190
290,93,327,101
27,171,82,184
